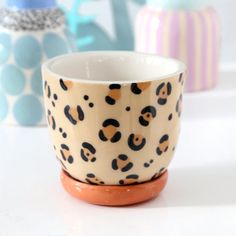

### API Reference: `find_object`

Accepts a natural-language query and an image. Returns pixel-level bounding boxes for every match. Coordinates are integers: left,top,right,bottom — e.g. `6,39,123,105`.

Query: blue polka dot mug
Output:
0,0,76,126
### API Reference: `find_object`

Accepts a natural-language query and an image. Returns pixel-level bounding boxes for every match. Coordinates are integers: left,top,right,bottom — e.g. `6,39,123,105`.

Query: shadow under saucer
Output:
131,164,236,208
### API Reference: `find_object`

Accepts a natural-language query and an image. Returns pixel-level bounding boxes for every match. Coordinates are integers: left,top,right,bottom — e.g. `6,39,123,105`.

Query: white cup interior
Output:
44,51,186,83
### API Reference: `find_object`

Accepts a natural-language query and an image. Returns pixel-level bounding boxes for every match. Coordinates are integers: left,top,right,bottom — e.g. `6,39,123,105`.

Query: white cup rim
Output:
42,51,186,84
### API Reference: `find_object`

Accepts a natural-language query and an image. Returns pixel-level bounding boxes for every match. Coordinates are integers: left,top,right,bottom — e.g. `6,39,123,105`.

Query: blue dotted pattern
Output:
14,35,42,69
43,32,68,58
0,28,73,125
0,33,11,64
31,67,43,96
0,64,25,95
13,95,43,126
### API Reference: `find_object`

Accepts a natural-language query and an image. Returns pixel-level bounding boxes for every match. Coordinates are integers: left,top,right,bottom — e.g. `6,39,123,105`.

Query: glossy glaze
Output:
42,52,185,185
61,170,168,206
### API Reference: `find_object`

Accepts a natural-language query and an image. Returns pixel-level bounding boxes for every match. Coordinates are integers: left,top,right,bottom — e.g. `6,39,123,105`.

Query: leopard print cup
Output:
42,52,186,185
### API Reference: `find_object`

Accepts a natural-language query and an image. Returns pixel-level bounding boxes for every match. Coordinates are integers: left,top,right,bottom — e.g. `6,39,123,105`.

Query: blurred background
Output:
0,0,235,65
56,0,235,67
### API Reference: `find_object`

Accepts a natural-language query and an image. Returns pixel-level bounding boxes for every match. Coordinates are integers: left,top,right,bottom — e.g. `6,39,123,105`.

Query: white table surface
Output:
1,71,236,236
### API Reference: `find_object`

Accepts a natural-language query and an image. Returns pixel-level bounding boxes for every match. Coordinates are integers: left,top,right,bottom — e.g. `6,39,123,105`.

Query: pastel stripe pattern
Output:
135,7,220,92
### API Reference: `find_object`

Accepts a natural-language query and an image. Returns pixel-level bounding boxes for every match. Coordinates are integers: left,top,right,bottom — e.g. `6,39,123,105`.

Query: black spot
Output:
141,106,157,116
156,148,162,155
139,116,149,127
159,167,166,173
176,94,183,117
68,156,74,164
112,159,118,170
85,178,97,185
85,173,103,185
51,117,56,130
99,119,121,143
131,83,141,94
126,106,131,111
59,159,67,170
105,96,115,105
103,119,120,127
82,142,96,154
160,134,169,143
59,128,63,132
144,163,150,168
128,134,146,151
119,174,139,185
179,73,183,82
119,154,128,161
172,147,176,151
109,84,121,89
121,163,133,172
64,106,76,125
110,132,121,143
158,98,167,105
60,79,68,91
53,94,58,100
62,133,67,138
52,101,55,107
77,105,85,121
167,82,172,95
156,83,165,96
60,151,66,161
60,144,73,163
87,173,95,178
156,135,169,156
89,103,94,108
80,143,97,162
105,84,121,105
61,144,69,150
47,113,56,130
98,130,108,142
84,95,89,100
168,114,173,121
150,159,154,163
126,174,139,179
151,168,166,180
47,86,51,98
112,155,133,172
64,105,84,125
80,149,89,162
156,82,172,105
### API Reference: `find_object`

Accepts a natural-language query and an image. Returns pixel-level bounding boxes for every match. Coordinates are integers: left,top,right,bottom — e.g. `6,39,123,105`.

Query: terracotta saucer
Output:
60,170,168,206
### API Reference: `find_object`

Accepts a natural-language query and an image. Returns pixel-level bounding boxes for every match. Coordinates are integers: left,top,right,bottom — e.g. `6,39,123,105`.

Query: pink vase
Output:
135,6,220,92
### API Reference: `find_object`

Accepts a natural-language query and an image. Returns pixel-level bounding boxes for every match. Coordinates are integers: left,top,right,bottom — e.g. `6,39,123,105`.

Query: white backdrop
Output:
1,0,236,66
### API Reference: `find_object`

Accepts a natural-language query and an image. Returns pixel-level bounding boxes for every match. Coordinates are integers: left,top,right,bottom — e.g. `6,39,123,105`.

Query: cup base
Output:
60,170,168,206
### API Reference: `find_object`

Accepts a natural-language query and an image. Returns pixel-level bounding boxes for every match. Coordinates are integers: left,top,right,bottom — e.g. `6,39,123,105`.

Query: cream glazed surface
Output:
42,52,185,185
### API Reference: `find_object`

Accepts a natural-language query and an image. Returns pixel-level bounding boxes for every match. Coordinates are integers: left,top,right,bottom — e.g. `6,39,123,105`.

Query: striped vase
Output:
135,6,220,92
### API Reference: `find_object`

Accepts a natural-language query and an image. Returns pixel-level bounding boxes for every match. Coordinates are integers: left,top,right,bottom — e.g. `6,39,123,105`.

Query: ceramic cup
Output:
42,51,185,205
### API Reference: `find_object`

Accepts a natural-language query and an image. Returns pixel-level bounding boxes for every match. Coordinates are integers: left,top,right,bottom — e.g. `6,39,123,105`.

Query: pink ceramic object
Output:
135,6,220,92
